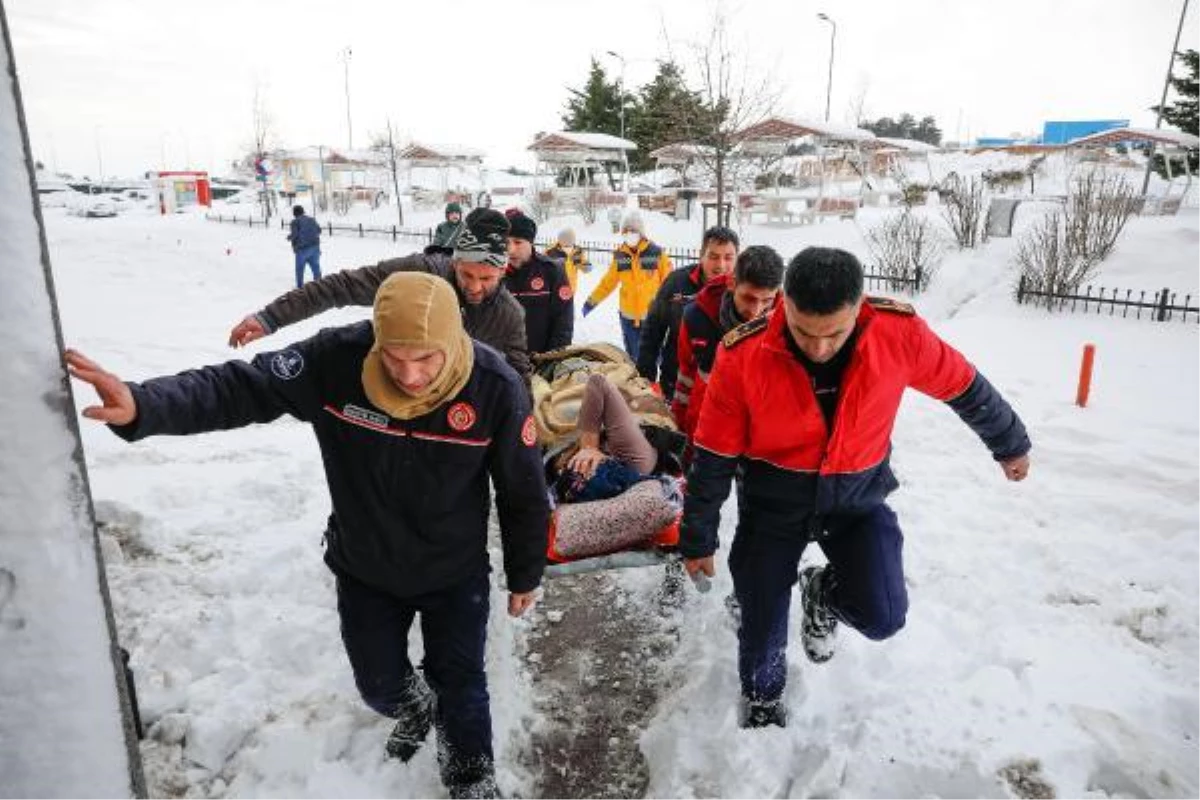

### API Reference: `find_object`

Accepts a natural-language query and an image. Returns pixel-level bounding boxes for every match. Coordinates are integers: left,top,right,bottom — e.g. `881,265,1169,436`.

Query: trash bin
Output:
675,189,697,221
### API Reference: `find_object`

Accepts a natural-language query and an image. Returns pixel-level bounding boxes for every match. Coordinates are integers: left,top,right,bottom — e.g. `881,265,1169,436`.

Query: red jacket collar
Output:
762,300,876,355
695,273,731,317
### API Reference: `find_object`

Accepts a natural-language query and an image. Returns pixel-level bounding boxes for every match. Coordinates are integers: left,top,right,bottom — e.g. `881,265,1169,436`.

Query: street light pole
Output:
1141,0,1190,195
340,46,353,150
817,13,836,123
93,125,104,194
606,50,630,195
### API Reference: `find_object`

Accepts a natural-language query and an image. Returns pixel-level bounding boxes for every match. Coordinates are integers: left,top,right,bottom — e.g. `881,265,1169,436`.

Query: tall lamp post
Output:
1141,0,1191,195
817,12,836,122
340,46,353,150
93,125,104,194
606,50,630,195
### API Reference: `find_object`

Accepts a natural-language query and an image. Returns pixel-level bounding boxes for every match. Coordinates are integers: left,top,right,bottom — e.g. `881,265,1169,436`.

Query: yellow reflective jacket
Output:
545,241,592,292
584,239,673,325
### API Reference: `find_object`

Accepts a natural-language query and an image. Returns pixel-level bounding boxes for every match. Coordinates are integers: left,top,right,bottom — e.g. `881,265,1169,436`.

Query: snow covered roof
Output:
1067,127,1200,150
735,116,876,144
276,146,383,166
872,137,940,153
397,142,484,162
529,131,637,153
648,142,714,163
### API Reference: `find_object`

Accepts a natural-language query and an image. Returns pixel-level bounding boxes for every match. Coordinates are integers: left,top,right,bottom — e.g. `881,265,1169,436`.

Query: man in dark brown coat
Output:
228,208,532,382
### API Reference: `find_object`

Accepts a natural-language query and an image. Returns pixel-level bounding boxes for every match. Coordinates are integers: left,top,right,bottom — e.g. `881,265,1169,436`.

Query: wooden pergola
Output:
528,131,636,190
397,142,485,194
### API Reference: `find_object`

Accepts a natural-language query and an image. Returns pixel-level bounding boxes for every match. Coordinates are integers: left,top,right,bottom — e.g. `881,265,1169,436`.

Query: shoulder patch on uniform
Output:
866,296,916,315
270,349,305,380
721,315,769,348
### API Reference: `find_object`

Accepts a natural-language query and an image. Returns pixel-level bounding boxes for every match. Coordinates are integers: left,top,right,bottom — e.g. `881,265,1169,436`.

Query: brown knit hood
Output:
361,272,473,420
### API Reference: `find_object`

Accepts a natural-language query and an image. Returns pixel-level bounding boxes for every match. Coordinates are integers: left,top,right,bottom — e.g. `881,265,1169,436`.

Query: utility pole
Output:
605,50,629,195
817,13,836,123
1141,0,1191,195
340,46,353,150
93,125,103,194
387,119,403,227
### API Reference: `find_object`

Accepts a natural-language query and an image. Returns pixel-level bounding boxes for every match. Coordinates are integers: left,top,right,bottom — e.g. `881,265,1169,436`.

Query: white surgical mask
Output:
622,232,642,247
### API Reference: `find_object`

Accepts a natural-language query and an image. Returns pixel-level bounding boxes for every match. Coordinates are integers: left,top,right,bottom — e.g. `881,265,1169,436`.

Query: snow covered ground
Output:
47,194,1198,797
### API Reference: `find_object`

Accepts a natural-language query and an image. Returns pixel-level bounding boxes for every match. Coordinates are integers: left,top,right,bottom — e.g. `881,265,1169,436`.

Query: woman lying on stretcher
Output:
547,373,683,504
543,372,686,563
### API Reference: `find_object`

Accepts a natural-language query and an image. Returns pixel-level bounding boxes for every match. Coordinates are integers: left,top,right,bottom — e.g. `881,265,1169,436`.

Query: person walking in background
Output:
582,211,673,360
430,201,465,252
637,226,739,401
545,227,592,292
68,272,547,799
681,247,1032,730
287,205,322,288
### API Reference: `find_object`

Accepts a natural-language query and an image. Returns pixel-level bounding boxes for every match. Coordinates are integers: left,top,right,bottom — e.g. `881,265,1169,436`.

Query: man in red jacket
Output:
680,247,1032,729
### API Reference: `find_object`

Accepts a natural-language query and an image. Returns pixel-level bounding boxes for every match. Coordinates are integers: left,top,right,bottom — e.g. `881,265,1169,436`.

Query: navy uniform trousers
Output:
336,569,493,784
729,503,908,702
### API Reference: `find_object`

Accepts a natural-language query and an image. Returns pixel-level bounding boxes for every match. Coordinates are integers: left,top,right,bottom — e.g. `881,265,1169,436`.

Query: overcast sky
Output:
7,0,1198,179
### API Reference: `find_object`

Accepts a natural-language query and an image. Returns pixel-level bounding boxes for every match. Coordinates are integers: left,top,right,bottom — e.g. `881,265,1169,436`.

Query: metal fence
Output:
204,212,924,293
1016,275,1198,323
204,213,704,266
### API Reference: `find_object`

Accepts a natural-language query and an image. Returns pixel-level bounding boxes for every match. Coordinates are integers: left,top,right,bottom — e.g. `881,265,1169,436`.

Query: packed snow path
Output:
522,570,680,798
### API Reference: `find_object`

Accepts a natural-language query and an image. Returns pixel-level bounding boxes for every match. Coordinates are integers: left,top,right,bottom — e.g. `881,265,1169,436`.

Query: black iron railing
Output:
204,212,923,293
1016,275,1198,323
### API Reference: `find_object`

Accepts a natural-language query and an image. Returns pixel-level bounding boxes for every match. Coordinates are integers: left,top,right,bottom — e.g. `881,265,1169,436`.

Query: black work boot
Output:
384,670,434,762
439,736,500,799
798,565,839,664
448,772,499,800
738,696,788,729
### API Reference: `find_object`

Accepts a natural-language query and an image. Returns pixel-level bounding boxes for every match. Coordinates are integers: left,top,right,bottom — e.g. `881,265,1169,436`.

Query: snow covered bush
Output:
1062,170,1139,265
863,210,945,291
938,173,988,248
572,189,601,225
526,189,554,224
1014,170,1139,303
900,182,930,207
982,169,1026,193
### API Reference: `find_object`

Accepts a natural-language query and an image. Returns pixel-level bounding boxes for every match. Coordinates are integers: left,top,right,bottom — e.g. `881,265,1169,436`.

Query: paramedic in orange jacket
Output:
581,211,673,360
680,247,1032,729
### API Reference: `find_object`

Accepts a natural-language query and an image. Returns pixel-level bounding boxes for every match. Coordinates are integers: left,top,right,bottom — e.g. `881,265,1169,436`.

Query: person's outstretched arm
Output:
907,316,1032,481
69,333,330,439
228,253,449,347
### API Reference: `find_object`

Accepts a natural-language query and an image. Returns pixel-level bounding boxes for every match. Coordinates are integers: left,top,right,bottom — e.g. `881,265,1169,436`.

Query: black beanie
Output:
506,210,537,243
453,208,510,268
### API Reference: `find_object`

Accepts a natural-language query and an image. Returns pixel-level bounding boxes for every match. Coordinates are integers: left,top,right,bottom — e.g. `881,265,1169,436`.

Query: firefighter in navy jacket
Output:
680,247,1031,730
66,272,547,798
504,209,574,353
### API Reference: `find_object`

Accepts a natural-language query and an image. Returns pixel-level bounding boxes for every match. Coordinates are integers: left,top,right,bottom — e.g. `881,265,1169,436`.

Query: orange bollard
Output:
1075,343,1096,407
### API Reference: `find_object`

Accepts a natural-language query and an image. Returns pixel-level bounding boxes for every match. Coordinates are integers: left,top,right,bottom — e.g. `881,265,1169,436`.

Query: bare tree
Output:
370,119,405,228
249,84,277,221
844,78,871,127
668,10,780,226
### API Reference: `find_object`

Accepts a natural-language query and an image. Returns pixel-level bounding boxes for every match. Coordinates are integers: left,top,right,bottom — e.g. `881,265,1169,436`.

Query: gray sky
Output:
7,0,1197,179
